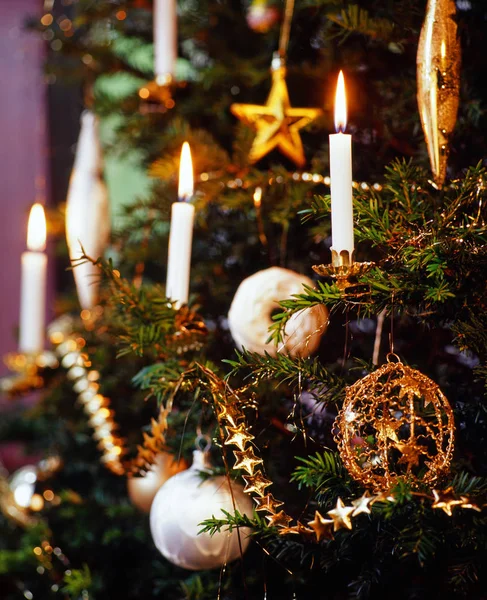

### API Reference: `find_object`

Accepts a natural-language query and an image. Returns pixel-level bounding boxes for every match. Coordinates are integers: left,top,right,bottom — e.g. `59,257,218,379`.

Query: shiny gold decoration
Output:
313,249,375,292
351,493,373,517
417,0,461,187
215,402,241,428
307,510,334,541
200,170,384,193
47,316,175,477
233,448,263,475
253,493,284,513
231,53,322,167
242,472,272,496
48,314,126,475
327,498,355,531
334,357,455,492
225,424,255,452
432,487,464,516
168,306,208,354
265,509,293,528
0,350,58,395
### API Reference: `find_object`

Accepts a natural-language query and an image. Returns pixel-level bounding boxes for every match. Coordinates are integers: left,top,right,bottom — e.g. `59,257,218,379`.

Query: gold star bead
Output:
307,510,334,542
224,424,255,452
376,416,401,444
432,488,463,516
242,472,272,496
327,498,355,531
231,53,322,168
215,403,240,428
396,441,422,469
233,447,263,475
265,510,293,528
253,493,284,514
396,375,424,400
351,493,373,517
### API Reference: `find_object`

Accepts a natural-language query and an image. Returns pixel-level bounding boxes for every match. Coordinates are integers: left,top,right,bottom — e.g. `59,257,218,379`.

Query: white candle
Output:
166,142,195,307
19,203,47,353
329,71,354,260
154,0,177,83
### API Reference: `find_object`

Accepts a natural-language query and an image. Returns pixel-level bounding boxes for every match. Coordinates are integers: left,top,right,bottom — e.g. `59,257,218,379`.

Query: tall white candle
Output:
19,203,47,353
154,0,177,83
329,71,354,259
166,142,195,307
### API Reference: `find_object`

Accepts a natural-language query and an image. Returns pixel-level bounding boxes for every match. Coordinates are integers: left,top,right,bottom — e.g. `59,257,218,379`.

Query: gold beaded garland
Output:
334,356,455,492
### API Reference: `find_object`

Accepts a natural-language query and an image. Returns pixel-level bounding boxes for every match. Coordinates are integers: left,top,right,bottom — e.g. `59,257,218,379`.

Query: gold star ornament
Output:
432,488,464,516
231,53,322,167
307,510,334,541
327,497,355,531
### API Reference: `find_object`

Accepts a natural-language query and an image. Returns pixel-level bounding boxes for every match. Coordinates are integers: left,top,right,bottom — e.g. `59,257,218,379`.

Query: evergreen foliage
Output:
2,1,487,599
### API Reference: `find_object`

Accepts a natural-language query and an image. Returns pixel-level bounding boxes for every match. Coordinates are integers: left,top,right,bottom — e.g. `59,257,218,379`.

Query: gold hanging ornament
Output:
231,53,322,167
231,0,322,167
334,356,455,492
417,0,461,187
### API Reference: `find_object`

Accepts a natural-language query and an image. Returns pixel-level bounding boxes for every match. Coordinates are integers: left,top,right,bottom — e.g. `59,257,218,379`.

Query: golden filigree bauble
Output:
417,0,461,187
334,358,455,492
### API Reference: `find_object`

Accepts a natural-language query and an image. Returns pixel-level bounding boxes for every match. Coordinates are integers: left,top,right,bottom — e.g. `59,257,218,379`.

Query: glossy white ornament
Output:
228,267,328,358
150,450,253,570
66,110,110,310
127,452,187,513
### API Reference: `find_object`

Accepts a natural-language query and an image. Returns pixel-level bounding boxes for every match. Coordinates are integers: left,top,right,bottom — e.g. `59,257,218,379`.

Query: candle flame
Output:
178,142,194,201
334,71,347,133
27,203,46,252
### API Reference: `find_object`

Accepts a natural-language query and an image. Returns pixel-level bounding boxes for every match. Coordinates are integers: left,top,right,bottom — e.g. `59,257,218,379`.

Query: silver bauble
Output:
150,450,253,570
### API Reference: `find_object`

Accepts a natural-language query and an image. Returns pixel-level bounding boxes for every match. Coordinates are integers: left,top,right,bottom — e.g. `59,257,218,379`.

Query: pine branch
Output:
199,509,261,536
224,349,346,404
327,5,397,44
291,451,350,491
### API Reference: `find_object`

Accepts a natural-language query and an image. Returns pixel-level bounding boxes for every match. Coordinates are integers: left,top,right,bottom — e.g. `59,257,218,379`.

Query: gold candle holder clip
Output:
313,249,374,291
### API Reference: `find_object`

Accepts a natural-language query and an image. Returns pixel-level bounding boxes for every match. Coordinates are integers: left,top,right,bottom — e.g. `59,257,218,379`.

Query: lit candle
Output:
154,0,177,84
19,203,47,353
166,142,195,307
329,71,354,262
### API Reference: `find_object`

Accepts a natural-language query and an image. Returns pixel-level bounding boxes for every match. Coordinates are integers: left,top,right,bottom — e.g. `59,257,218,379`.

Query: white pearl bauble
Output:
150,450,253,570
127,452,188,513
228,267,328,358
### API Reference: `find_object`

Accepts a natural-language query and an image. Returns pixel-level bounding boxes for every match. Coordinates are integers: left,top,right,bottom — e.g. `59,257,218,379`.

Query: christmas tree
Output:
1,1,487,599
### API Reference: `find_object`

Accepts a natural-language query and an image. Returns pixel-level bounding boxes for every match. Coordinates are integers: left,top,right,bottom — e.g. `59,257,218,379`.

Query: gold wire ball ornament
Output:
417,0,461,187
334,356,455,492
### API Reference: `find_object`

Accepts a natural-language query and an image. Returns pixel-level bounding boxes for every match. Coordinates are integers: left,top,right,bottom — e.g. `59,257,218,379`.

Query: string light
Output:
198,171,383,193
